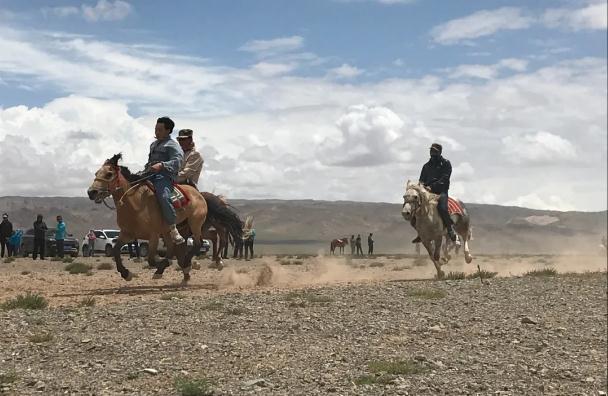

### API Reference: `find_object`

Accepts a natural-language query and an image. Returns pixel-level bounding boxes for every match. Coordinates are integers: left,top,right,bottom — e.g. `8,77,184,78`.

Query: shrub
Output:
64,262,92,275
524,268,557,277
1,293,48,310
174,376,214,396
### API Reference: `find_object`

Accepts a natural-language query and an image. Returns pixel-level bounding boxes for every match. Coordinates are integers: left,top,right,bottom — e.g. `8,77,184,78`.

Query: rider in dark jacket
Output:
413,143,457,242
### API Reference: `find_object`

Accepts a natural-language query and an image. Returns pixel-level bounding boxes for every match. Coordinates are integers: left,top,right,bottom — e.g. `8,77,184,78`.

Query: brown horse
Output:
330,238,349,255
87,153,208,283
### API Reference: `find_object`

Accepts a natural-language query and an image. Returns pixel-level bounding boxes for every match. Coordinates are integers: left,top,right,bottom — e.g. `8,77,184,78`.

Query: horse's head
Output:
401,180,421,221
87,153,122,203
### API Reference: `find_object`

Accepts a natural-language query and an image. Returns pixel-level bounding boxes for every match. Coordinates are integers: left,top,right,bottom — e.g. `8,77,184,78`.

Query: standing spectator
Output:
0,213,13,258
350,235,355,255
55,215,66,258
8,229,23,257
244,228,256,260
367,233,374,255
355,234,363,256
127,240,140,258
87,230,96,257
33,215,47,260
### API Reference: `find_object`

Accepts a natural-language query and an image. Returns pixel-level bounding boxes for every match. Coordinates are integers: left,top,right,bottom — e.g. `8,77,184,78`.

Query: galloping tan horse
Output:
87,154,207,283
330,238,349,255
401,181,473,278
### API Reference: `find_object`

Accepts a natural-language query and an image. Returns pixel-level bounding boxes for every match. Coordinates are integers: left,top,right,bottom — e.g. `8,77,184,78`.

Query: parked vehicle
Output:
21,228,80,258
81,229,210,257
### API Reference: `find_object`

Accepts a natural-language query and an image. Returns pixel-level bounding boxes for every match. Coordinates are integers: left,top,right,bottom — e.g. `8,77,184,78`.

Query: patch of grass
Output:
62,257,74,263
126,372,139,380
160,293,186,301
561,271,607,278
354,374,393,386
21,271,31,275
524,268,558,277
28,333,53,343
442,271,466,280
78,296,96,307
50,257,62,262
369,262,384,268
3,257,16,263
96,262,113,270
201,301,224,311
408,288,446,300
1,293,48,310
0,370,18,385
64,262,92,275
174,376,214,396
466,270,497,280
368,359,428,375
392,266,410,271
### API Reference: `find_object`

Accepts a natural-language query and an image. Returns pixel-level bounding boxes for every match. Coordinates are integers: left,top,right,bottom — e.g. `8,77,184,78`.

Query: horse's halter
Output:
94,164,123,196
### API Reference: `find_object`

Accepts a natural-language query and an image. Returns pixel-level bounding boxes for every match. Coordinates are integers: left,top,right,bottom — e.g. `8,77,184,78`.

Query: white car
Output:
82,229,210,257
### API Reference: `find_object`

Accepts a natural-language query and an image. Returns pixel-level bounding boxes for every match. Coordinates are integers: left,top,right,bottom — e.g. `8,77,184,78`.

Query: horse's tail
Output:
201,192,243,244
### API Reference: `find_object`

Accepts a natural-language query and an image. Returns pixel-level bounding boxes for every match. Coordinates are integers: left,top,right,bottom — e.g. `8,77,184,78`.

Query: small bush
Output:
78,296,96,307
408,288,446,300
62,257,74,263
21,271,31,275
524,268,557,277
369,262,384,268
466,270,497,280
368,359,428,375
64,262,92,275
0,370,18,385
50,257,62,262
442,271,466,280
1,293,48,310
28,333,53,343
174,376,214,396
97,262,113,270
392,266,410,271
292,260,304,265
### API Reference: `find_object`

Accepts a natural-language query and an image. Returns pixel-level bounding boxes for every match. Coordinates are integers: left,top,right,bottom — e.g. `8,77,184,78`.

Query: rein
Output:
95,166,155,210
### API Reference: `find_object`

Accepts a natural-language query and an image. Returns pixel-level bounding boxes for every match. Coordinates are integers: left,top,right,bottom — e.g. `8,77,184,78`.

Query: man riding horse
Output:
412,143,457,244
146,116,185,244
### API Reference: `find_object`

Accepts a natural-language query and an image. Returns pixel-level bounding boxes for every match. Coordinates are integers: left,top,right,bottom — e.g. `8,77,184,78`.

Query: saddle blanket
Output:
447,197,464,216
145,182,190,209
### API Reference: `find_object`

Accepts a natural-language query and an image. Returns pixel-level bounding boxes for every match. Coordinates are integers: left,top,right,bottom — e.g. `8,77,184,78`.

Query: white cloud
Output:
327,64,364,79
449,58,528,79
252,62,296,77
543,2,607,31
506,193,576,211
82,0,132,22
239,36,304,56
316,104,408,167
453,162,475,180
502,131,577,164
43,0,132,22
431,7,533,45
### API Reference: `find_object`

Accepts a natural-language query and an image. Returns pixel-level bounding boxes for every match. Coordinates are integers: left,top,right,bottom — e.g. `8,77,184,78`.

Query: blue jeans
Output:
151,173,176,225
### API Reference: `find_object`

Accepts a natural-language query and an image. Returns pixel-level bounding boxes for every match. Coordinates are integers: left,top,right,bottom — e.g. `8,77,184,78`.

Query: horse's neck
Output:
416,190,440,223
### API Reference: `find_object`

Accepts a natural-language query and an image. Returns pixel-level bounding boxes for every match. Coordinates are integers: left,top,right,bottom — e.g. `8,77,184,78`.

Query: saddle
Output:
145,182,190,209
447,197,464,216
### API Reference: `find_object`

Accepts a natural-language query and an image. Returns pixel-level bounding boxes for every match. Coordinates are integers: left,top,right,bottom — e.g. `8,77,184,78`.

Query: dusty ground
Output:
0,254,606,395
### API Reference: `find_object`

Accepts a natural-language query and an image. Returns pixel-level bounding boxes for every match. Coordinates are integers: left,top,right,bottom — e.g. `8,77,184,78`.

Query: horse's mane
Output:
119,166,143,183
407,181,438,208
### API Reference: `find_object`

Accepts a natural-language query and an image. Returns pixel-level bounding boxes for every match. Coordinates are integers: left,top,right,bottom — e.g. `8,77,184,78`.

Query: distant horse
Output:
401,181,473,278
87,153,207,283
330,238,349,255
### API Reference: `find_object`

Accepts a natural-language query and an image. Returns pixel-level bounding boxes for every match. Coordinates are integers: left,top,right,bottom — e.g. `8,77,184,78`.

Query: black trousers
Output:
0,238,7,258
368,244,374,255
244,240,254,259
33,238,45,259
356,244,363,255
56,239,65,258
233,239,243,259
437,192,453,229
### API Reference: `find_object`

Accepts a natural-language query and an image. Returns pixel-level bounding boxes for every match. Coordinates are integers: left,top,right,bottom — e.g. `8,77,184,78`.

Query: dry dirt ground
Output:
0,254,606,395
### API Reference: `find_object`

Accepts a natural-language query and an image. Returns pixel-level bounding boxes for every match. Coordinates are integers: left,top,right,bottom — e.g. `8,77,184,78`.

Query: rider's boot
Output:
169,225,185,244
447,225,457,242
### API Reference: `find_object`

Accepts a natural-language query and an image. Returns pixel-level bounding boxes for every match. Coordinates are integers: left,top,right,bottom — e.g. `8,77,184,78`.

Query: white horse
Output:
401,181,473,278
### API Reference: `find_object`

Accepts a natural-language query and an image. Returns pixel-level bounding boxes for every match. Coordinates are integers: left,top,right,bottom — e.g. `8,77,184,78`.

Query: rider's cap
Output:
430,143,442,153
177,129,193,140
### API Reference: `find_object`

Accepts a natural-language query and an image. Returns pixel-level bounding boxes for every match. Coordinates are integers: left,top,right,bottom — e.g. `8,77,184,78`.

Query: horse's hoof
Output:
125,272,133,281
465,255,473,264
152,273,163,280
182,273,191,284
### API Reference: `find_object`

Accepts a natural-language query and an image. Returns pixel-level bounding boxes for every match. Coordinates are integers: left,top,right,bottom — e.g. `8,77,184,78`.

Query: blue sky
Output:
0,0,606,210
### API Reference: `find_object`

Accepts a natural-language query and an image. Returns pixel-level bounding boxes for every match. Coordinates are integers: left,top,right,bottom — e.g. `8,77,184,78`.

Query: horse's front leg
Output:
464,230,473,264
423,239,444,279
152,234,173,279
113,236,132,281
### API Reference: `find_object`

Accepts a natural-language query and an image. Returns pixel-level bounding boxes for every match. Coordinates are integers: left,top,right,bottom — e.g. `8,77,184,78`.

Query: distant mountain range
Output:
1,196,605,254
